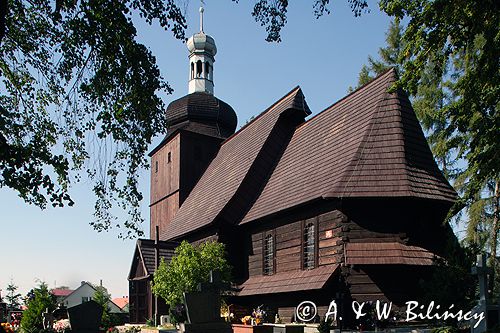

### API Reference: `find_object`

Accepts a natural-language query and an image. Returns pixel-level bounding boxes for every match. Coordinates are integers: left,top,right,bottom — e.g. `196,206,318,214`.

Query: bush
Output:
152,240,232,310
93,285,121,330
21,282,56,333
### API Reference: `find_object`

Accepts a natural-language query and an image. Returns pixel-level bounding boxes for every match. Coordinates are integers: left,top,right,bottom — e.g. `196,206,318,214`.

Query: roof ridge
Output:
221,86,302,144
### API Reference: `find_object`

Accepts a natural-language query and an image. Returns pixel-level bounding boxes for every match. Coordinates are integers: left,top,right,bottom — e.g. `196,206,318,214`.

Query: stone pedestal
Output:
263,324,305,333
232,324,273,333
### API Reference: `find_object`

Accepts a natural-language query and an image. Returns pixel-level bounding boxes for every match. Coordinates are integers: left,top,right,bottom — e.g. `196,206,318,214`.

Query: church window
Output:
155,161,158,173
205,62,210,78
190,62,194,79
167,152,171,163
196,60,202,77
263,233,275,275
303,221,316,269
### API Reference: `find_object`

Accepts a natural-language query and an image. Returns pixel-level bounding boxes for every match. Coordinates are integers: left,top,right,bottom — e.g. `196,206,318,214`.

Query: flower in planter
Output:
1,323,15,333
53,319,71,332
241,315,252,325
252,305,266,325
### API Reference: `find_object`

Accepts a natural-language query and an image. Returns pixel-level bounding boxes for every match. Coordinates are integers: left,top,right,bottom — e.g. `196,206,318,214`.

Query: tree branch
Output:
0,0,7,46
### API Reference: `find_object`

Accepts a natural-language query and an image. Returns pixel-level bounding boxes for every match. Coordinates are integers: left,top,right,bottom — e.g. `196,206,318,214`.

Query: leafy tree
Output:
93,285,120,330
152,240,231,310
21,282,56,333
5,281,21,310
0,0,186,238
352,18,403,89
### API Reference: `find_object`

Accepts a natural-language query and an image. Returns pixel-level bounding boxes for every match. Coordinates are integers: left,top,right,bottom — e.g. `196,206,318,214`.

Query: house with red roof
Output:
128,10,458,325
112,297,129,312
50,288,74,305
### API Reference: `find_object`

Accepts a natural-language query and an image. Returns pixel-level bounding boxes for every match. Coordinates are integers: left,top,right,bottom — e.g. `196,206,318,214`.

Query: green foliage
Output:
431,327,458,333
0,0,186,238
152,240,232,309
93,285,120,330
353,18,404,88
5,281,21,310
124,326,142,333
20,282,56,333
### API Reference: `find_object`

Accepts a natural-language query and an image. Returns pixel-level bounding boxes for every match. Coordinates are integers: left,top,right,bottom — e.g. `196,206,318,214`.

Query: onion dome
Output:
187,32,217,57
166,92,237,138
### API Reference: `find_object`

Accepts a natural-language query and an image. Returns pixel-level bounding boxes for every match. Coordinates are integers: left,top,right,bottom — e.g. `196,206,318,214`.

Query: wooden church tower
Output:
148,7,237,239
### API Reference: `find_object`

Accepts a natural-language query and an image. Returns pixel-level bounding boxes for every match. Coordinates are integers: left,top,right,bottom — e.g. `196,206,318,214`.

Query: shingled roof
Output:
161,87,311,240
238,264,339,296
161,69,456,240
128,239,178,280
345,242,437,265
241,69,456,223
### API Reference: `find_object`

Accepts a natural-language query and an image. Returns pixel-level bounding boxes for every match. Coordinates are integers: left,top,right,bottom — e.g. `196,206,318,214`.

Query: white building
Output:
60,281,123,313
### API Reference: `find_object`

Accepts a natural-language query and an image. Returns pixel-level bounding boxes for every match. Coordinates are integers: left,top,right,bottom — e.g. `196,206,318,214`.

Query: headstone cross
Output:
471,254,491,333
472,254,491,303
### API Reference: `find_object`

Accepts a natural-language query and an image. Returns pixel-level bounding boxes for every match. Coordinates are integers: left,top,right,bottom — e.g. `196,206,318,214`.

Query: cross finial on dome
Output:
199,6,204,32
187,2,216,94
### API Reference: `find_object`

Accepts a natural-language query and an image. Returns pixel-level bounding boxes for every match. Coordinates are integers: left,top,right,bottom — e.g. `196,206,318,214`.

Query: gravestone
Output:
471,254,491,333
182,270,232,333
67,300,103,333
53,303,68,321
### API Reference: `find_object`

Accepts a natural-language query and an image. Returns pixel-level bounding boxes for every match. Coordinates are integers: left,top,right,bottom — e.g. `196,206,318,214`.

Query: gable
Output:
128,239,178,280
63,283,96,304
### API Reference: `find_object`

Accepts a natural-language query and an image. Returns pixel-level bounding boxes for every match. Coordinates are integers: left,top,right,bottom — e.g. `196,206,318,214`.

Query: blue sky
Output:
1,1,398,299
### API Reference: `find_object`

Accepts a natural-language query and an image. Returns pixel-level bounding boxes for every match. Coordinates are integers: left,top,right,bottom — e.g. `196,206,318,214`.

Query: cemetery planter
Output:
232,324,273,333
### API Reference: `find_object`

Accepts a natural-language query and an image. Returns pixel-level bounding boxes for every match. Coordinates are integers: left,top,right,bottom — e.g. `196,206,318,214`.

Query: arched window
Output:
190,62,194,79
205,61,210,79
303,222,315,269
263,234,274,275
196,60,202,77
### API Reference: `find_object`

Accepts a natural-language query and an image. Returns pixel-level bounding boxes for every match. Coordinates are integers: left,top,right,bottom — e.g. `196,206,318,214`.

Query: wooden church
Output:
128,8,458,324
